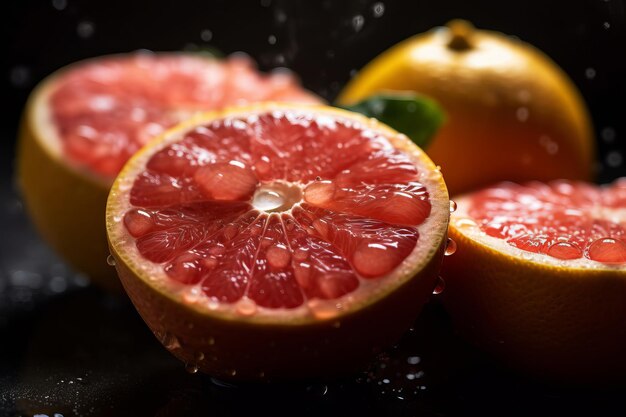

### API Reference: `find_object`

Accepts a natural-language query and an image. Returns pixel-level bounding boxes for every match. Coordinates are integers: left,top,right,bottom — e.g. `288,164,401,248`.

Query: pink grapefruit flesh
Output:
120,110,433,310
467,180,626,264
49,53,320,179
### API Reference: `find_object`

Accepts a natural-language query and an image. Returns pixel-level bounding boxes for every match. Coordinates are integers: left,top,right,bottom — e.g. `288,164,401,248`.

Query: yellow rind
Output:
17,75,120,291
106,103,450,379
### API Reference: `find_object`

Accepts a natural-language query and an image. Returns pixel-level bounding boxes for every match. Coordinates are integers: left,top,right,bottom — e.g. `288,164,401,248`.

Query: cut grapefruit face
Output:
106,104,449,378
37,52,320,182
441,179,626,381
17,52,320,290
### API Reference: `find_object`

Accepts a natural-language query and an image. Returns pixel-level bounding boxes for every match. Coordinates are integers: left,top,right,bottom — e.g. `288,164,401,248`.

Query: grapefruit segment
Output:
106,104,450,379
441,179,626,381
18,52,320,290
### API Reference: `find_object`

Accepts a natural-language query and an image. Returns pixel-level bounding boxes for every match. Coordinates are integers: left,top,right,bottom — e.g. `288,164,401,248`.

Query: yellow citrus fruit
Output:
106,103,450,380
338,20,595,196
441,179,626,382
17,52,320,291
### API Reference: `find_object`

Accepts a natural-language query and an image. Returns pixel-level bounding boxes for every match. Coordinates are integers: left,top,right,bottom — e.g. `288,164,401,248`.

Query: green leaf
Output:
338,93,445,149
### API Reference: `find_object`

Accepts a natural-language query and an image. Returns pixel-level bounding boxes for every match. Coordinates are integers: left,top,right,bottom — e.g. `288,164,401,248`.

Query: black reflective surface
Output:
2,1,626,416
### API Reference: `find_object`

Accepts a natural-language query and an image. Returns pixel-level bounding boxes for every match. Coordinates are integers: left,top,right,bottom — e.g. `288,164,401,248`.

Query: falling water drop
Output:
432,276,445,295
444,238,457,256
106,254,116,266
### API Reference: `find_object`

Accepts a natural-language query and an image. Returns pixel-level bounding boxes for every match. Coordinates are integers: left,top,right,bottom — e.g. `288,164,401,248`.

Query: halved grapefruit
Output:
17,52,320,290
105,104,450,380
441,179,626,381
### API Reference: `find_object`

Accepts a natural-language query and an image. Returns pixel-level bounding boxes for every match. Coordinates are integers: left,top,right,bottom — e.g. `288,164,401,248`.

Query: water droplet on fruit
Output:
456,218,477,229
267,244,291,268
106,255,116,266
307,299,340,319
587,237,626,264
304,180,335,205
432,276,445,295
449,200,457,213
162,332,181,350
444,238,457,256
546,241,582,260
183,287,201,304
185,363,199,374
207,297,219,310
236,297,257,316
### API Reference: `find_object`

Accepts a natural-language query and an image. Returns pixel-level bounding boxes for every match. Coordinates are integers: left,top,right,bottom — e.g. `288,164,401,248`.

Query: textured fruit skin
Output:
441,223,626,383
106,104,450,380
112,240,445,380
338,21,595,196
17,97,120,291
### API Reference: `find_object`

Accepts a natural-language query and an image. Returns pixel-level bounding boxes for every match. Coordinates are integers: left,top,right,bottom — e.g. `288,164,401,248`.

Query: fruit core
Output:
466,181,626,264
121,110,433,310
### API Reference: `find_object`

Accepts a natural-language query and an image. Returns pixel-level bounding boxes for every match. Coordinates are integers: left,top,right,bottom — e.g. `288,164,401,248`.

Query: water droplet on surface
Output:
200,29,213,42
9,66,31,87
185,362,199,374
449,200,457,213
432,276,445,295
516,107,529,122
606,151,623,168
207,297,219,310
407,356,421,365
106,255,116,266
546,241,581,260
352,14,365,32
444,238,457,256
372,2,385,17
52,0,67,11
267,244,291,268
77,21,95,38
601,127,615,143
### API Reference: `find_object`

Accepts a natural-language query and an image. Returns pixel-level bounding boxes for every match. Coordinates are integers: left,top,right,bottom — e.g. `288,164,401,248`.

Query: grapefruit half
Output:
17,52,320,290
106,104,450,380
441,179,626,382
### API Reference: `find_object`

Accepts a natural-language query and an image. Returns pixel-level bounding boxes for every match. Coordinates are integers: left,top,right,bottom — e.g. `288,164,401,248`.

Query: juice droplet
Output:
444,238,457,256
236,297,257,316
449,200,457,213
587,238,626,264
546,241,581,260
455,218,477,229
307,299,341,319
185,362,199,374
207,297,219,310
106,254,116,266
304,180,335,205
432,276,445,295
266,244,291,268
162,332,181,350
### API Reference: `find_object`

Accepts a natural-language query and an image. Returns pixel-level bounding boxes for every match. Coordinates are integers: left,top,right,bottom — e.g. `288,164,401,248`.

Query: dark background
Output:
1,1,626,416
